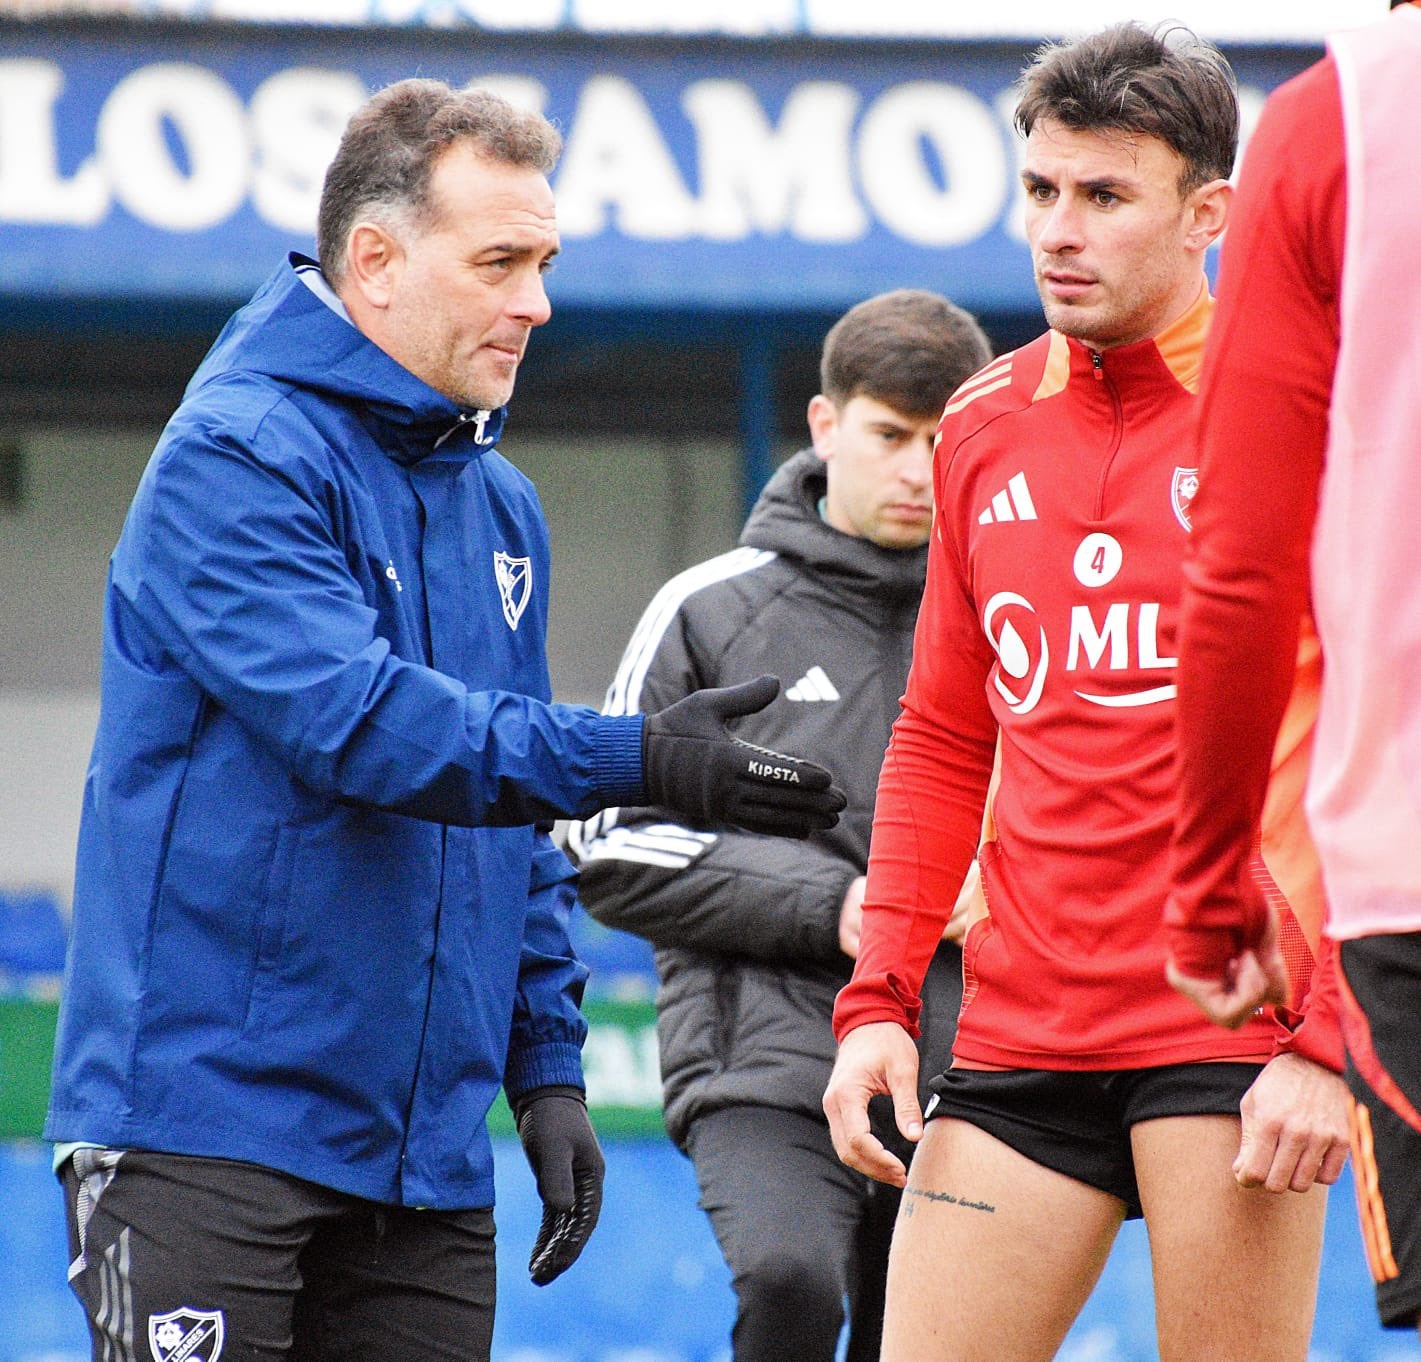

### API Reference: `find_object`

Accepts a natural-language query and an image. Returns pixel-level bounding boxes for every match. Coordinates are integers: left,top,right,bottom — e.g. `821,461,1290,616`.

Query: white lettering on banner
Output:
857,81,1007,247
250,68,366,233
0,60,106,224
553,74,699,238
0,55,1273,262
682,79,866,242
97,63,250,230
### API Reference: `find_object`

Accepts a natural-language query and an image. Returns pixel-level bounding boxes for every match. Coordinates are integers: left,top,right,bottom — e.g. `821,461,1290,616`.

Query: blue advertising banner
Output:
1,24,1315,315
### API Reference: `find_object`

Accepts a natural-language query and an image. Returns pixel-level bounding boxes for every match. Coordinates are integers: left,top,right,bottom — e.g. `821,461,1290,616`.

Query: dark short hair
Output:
317,79,562,282
820,290,993,417
1014,22,1238,193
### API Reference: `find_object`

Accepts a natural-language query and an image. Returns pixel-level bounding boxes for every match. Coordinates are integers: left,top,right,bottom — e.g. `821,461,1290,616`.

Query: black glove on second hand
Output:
514,1085,605,1286
641,675,847,838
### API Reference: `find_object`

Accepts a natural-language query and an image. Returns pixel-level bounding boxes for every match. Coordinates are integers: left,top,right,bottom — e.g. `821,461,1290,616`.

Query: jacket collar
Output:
1036,281,1215,402
186,254,508,465
740,448,927,609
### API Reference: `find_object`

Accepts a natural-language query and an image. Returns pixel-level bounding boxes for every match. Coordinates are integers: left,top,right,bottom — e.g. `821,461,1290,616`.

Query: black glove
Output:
515,1086,605,1286
642,675,847,838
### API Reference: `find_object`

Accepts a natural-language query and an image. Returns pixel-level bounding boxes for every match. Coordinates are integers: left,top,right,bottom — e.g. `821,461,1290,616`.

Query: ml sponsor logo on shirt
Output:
983,532,1177,716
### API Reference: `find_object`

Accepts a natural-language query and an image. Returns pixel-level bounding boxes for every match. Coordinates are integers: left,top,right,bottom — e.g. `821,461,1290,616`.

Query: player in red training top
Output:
1167,0,1421,1339
823,23,1350,1362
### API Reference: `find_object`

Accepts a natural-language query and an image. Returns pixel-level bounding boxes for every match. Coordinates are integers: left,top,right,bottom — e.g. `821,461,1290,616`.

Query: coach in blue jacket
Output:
45,79,842,1362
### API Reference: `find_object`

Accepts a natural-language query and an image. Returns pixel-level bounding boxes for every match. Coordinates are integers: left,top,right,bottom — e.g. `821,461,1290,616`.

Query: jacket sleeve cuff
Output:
1270,936,1346,1074
832,971,922,1042
593,714,646,806
1164,920,1242,982
503,1040,586,1108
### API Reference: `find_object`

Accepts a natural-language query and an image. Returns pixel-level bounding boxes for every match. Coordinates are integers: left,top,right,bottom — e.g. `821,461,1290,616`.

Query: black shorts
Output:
60,1147,496,1362
1340,933,1421,1329
925,1061,1262,1220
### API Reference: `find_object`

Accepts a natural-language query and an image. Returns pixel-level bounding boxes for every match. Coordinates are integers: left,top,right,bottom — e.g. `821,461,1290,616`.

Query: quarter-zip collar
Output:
1030,282,1215,408
1062,281,1214,398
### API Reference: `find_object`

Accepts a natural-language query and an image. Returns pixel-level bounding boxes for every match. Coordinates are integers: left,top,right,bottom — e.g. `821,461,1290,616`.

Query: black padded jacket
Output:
569,449,963,1149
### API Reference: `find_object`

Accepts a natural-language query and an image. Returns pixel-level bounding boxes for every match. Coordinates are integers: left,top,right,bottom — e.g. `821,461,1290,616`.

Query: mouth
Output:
484,338,526,364
1040,269,1098,300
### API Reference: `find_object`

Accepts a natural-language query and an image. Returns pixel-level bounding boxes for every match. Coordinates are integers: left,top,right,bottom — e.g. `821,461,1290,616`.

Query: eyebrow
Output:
481,241,561,260
1021,169,1134,195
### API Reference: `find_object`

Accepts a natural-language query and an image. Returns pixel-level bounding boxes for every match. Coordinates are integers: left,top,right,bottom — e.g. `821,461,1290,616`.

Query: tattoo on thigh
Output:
902,1186,997,1218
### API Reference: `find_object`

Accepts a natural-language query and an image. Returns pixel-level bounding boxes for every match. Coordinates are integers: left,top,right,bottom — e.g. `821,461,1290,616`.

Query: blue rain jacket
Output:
44,256,644,1208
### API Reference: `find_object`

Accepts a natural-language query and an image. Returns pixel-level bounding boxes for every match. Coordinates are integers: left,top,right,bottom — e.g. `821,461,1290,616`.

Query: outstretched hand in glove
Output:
642,675,847,838
515,1086,605,1285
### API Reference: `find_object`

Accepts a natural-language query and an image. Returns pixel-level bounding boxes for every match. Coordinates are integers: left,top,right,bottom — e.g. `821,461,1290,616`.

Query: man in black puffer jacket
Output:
569,290,992,1362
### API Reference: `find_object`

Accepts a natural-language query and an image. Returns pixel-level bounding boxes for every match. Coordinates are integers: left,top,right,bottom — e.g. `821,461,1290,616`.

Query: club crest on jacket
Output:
1171,466,1199,532
494,551,532,630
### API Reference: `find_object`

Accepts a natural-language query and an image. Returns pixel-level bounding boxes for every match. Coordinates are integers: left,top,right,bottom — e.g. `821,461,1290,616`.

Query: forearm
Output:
579,817,854,963
834,704,993,1038
506,834,591,1102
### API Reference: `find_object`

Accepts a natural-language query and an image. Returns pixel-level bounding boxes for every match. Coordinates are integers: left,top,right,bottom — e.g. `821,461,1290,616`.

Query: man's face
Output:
808,393,938,550
1022,118,1213,350
376,142,559,410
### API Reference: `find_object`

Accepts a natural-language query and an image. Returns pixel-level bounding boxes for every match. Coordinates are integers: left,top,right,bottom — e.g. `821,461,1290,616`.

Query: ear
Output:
807,394,839,463
341,220,405,311
1184,177,1232,255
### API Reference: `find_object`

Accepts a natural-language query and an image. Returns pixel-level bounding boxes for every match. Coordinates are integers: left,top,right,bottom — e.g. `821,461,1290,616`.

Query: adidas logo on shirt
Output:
977,472,1037,525
785,666,840,702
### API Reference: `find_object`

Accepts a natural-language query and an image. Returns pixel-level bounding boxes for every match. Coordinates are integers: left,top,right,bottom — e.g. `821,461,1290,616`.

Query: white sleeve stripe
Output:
615,830,716,856
602,547,777,719
570,548,773,859
582,823,717,860
581,844,694,870
564,813,601,860
576,822,718,870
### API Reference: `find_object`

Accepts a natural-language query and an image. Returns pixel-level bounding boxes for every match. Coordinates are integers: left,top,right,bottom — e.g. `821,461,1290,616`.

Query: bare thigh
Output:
1132,1115,1327,1362
880,1117,1126,1362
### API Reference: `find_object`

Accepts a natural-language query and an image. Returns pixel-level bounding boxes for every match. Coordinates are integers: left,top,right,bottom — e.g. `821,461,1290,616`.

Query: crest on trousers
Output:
494,551,532,631
1171,466,1200,532
148,1307,225,1362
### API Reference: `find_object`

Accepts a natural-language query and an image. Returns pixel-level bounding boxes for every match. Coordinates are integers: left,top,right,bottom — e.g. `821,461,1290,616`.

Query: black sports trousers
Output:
60,1147,496,1362
684,1104,900,1362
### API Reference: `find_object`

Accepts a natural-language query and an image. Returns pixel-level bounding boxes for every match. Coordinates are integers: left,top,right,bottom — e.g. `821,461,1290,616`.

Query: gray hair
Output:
317,79,562,282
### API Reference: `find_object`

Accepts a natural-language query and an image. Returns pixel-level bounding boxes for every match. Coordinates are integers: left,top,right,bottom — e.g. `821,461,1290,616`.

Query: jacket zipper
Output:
434,409,492,449
1090,350,1125,521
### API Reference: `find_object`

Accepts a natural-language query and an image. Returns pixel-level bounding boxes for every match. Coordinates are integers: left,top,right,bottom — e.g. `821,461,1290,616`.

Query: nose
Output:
901,436,934,492
511,267,552,327
1034,195,1084,257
